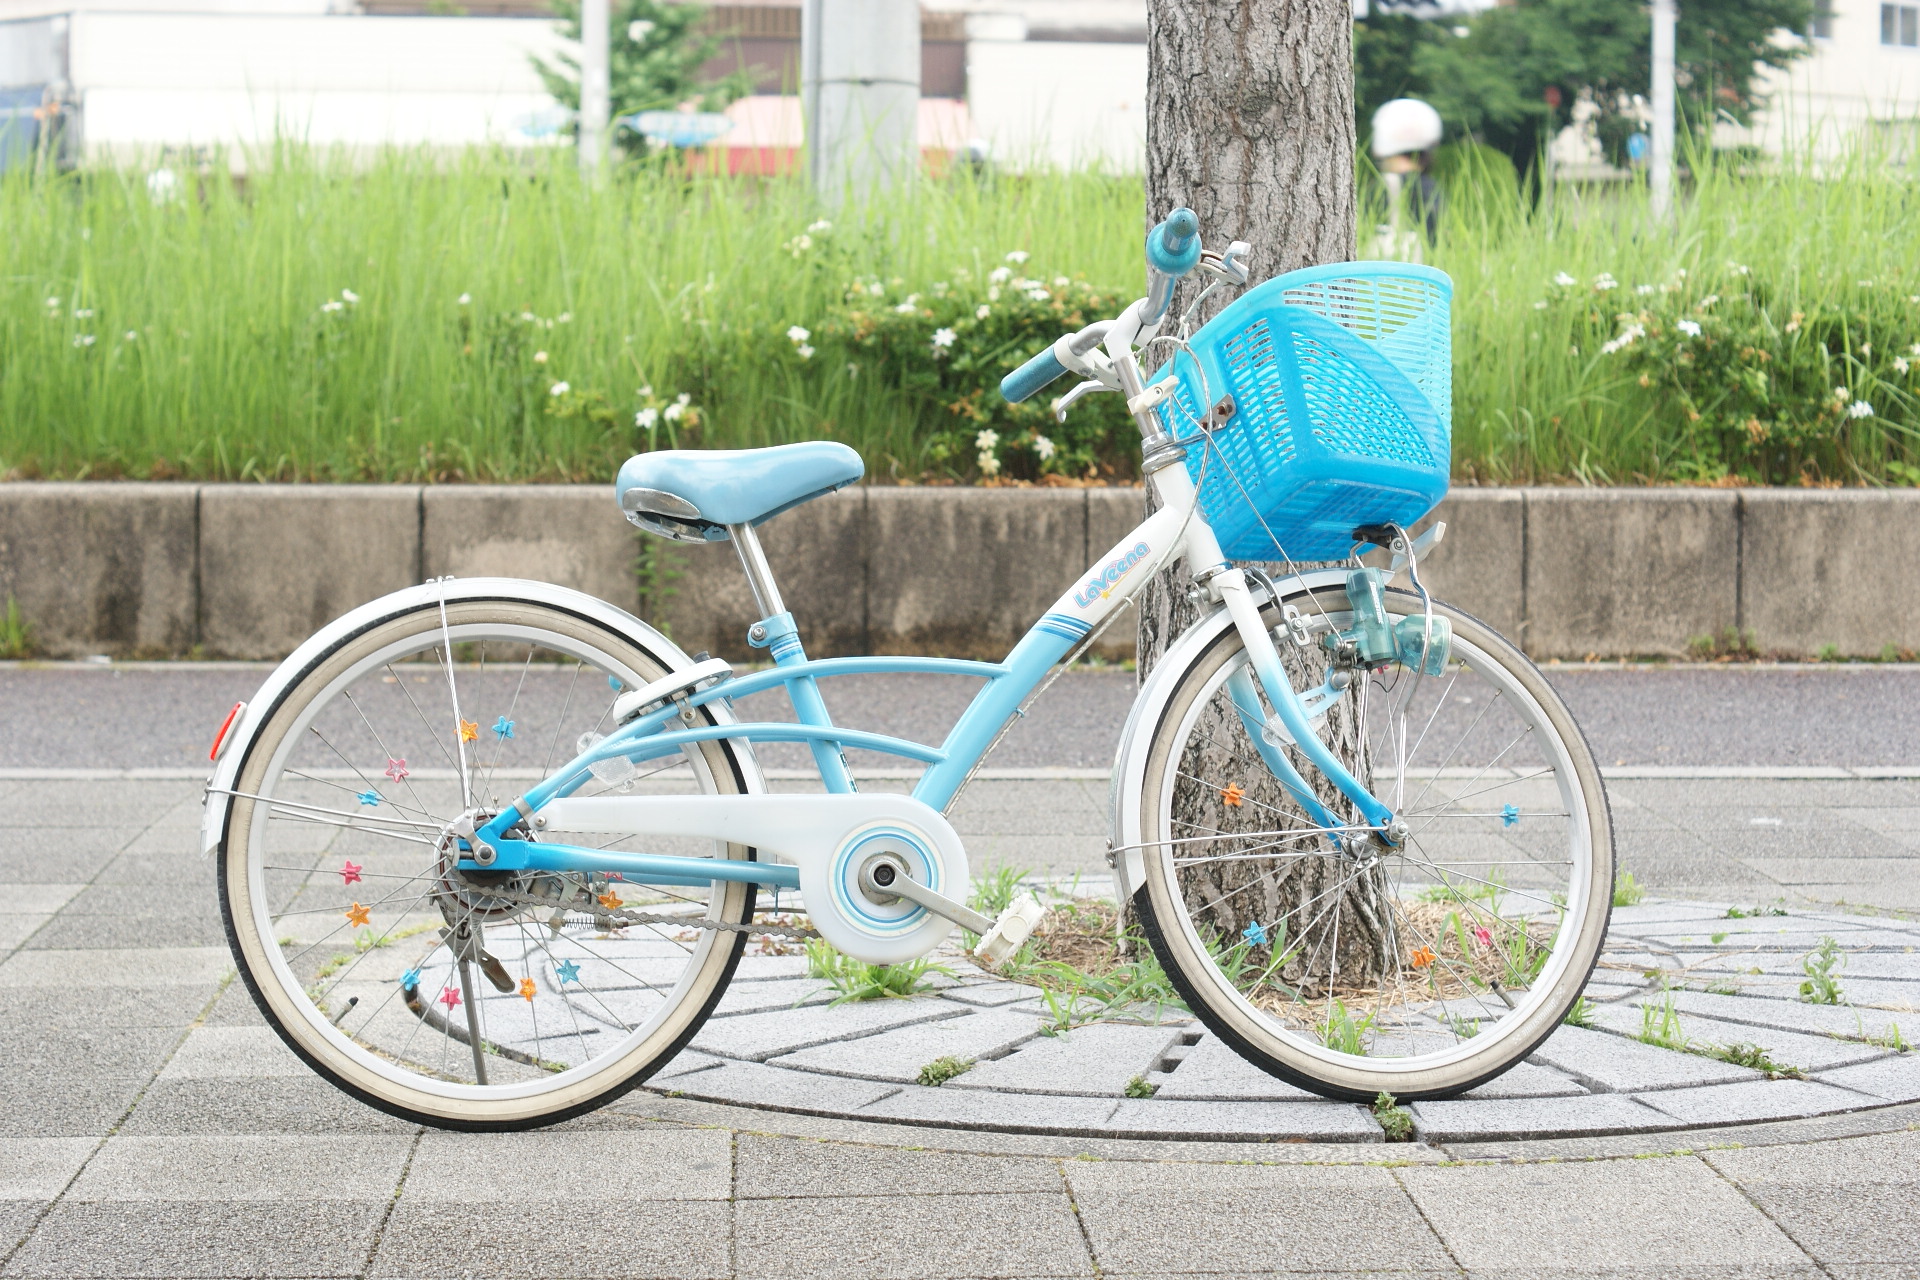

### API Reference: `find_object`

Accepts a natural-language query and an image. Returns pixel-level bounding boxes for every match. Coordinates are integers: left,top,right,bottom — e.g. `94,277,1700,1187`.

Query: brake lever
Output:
1198,240,1253,287
1052,379,1116,422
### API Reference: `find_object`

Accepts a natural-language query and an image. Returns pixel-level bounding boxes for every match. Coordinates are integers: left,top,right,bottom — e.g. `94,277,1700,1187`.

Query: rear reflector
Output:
209,702,246,763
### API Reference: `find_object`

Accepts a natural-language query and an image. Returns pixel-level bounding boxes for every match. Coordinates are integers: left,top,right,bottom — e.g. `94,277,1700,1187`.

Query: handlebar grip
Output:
1000,346,1070,404
1147,207,1203,277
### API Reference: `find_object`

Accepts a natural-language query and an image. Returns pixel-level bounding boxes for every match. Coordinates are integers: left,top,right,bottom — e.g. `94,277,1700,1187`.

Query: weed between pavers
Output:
1637,986,1807,1078
1613,871,1645,907
1800,936,1846,1005
916,1055,974,1087
1372,1092,1415,1143
1726,904,1789,918
804,939,950,1005
1123,1074,1157,1099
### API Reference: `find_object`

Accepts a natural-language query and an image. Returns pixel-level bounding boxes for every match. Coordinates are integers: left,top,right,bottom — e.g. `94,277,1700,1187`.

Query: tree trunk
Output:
1139,0,1391,992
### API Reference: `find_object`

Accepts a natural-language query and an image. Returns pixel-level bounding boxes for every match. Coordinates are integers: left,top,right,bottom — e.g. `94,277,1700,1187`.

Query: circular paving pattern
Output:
639,900,1920,1144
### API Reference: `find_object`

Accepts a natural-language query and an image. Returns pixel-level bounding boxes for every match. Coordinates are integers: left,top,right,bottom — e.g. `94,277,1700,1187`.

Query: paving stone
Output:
691,998,963,1061
710,976,836,1016
648,1060,901,1116
1702,1127,1920,1185
0,885,88,914
0,1138,95,1199
948,1022,1185,1096
1410,1093,1673,1142
406,1129,729,1201
1654,989,1920,1041
1582,1004,1890,1072
1067,1161,1447,1274
854,1085,1120,1136
770,1007,1042,1083
68,1134,411,1201
0,982,212,1031
0,1077,149,1138
4,1200,386,1278
1810,1054,1920,1103
156,1025,308,1080
25,911,228,950
1460,1059,1591,1099
1144,1034,1316,1101
734,1190,1091,1280
2,1025,182,1079
119,1077,419,1136
0,946,231,988
940,980,1048,1008
1527,1023,1762,1091
371,1200,733,1278
0,1202,42,1256
1634,1078,1875,1126
1102,1098,1381,1142
734,1133,1063,1198
1729,1183,1920,1267
0,916,48,950
1399,1157,1808,1271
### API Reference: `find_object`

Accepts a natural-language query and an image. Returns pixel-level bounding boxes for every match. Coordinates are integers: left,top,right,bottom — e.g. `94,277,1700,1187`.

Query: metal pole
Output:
1650,0,1676,219
802,0,920,202
580,0,610,183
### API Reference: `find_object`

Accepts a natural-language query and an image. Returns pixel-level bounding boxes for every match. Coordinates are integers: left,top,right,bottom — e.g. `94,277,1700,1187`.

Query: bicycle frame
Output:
470,455,1395,886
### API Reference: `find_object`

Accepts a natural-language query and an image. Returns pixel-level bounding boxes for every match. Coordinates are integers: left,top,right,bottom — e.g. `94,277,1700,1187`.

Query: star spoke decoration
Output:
458,719,479,743
492,716,516,740
1220,782,1246,808
340,860,363,886
384,758,409,783
1501,803,1521,828
517,976,537,1001
555,958,582,985
437,984,461,1010
344,902,372,928
356,789,381,807
596,890,623,910
401,966,423,990
1241,920,1268,947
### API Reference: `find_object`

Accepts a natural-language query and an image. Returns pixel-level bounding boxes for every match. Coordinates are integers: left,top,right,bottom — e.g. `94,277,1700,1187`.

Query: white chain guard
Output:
538,793,970,964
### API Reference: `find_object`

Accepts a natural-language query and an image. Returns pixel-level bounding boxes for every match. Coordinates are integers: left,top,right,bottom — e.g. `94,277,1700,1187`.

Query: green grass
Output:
1612,870,1645,907
916,1055,974,1087
6,140,1920,486
803,938,949,1005
1799,935,1845,1005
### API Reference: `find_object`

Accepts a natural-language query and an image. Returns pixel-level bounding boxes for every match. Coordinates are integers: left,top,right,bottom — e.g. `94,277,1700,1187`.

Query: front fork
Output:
1213,569,1399,844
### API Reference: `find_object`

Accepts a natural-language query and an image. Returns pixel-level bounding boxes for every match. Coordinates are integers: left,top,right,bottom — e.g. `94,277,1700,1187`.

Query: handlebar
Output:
1146,208,1202,276
999,348,1069,404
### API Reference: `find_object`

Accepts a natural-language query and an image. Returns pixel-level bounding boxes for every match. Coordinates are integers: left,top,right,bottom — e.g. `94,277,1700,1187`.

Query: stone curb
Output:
2,483,1917,661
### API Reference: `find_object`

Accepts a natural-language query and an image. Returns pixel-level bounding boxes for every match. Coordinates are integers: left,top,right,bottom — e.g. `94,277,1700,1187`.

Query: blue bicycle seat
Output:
616,442,865,542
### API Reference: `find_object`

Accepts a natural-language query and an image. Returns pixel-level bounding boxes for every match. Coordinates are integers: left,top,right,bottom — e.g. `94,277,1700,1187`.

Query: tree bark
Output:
1140,0,1389,992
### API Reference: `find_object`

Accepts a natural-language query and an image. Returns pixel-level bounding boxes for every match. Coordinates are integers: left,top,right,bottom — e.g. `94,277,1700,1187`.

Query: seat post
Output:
726,523,786,619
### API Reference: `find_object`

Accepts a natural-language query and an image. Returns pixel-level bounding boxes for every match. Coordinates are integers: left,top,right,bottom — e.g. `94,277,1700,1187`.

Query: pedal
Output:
972,894,1048,968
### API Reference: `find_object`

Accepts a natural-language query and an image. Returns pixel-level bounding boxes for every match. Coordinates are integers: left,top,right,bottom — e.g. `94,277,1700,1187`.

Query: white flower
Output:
1698,294,1720,309
977,451,1001,476
787,325,810,343
1728,261,1751,275
1533,300,1548,310
975,429,1000,450
1032,434,1056,461
1850,400,1875,418
1895,357,1911,374
975,304,991,320
1027,287,1051,302
663,401,686,422
123,330,137,342
457,293,471,305
636,407,659,429
893,301,918,314
45,296,59,308
675,393,691,407
638,384,653,397
74,308,93,318
1053,276,1069,287
72,333,95,347
1600,323,1645,355
795,344,815,359
786,234,813,256
320,300,344,313
549,381,570,396
867,282,885,296
988,287,1001,302
557,312,572,324
1636,284,1657,296
1676,319,1702,337
1593,273,1618,291
1004,250,1029,263
341,289,359,304
1833,386,1851,402
988,266,1011,285
1553,272,1576,287
806,219,832,234
533,350,548,364
1910,343,1920,357
931,327,956,350
1861,342,1872,356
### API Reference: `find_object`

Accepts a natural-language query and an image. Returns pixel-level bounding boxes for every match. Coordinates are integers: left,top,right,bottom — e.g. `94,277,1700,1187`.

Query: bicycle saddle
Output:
617,441,864,542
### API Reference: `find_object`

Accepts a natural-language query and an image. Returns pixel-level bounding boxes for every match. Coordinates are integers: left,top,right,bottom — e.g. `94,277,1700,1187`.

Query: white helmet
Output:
1370,98,1444,158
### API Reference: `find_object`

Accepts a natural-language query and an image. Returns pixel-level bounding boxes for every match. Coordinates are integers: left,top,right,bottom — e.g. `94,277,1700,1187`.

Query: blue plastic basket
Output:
1149,261,1452,562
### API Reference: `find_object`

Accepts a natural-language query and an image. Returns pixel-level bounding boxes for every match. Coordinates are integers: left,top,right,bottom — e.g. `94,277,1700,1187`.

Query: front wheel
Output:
1133,587,1613,1101
218,594,760,1130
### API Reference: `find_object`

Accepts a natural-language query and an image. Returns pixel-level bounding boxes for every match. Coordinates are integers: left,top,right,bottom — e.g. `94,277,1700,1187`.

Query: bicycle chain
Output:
479,881,820,941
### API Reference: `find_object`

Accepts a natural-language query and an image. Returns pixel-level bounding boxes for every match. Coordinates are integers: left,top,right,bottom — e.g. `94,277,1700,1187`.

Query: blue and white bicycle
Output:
211,210,1613,1130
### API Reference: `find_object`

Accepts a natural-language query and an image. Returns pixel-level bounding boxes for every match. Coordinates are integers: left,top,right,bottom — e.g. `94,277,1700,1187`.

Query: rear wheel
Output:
218,596,758,1130
1133,587,1613,1101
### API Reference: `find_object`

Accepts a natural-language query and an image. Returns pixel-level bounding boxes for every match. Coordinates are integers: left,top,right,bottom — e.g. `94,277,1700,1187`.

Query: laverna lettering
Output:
1074,542,1152,609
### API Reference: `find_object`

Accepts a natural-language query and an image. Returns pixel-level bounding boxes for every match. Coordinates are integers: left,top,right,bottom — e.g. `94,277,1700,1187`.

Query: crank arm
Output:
861,859,995,935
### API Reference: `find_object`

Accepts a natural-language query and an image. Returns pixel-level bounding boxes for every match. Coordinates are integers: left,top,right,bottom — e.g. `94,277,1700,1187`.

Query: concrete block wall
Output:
0,483,1915,662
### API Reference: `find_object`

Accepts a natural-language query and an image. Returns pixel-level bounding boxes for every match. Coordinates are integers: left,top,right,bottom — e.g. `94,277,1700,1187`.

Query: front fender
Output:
1108,568,1348,903
201,577,758,857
